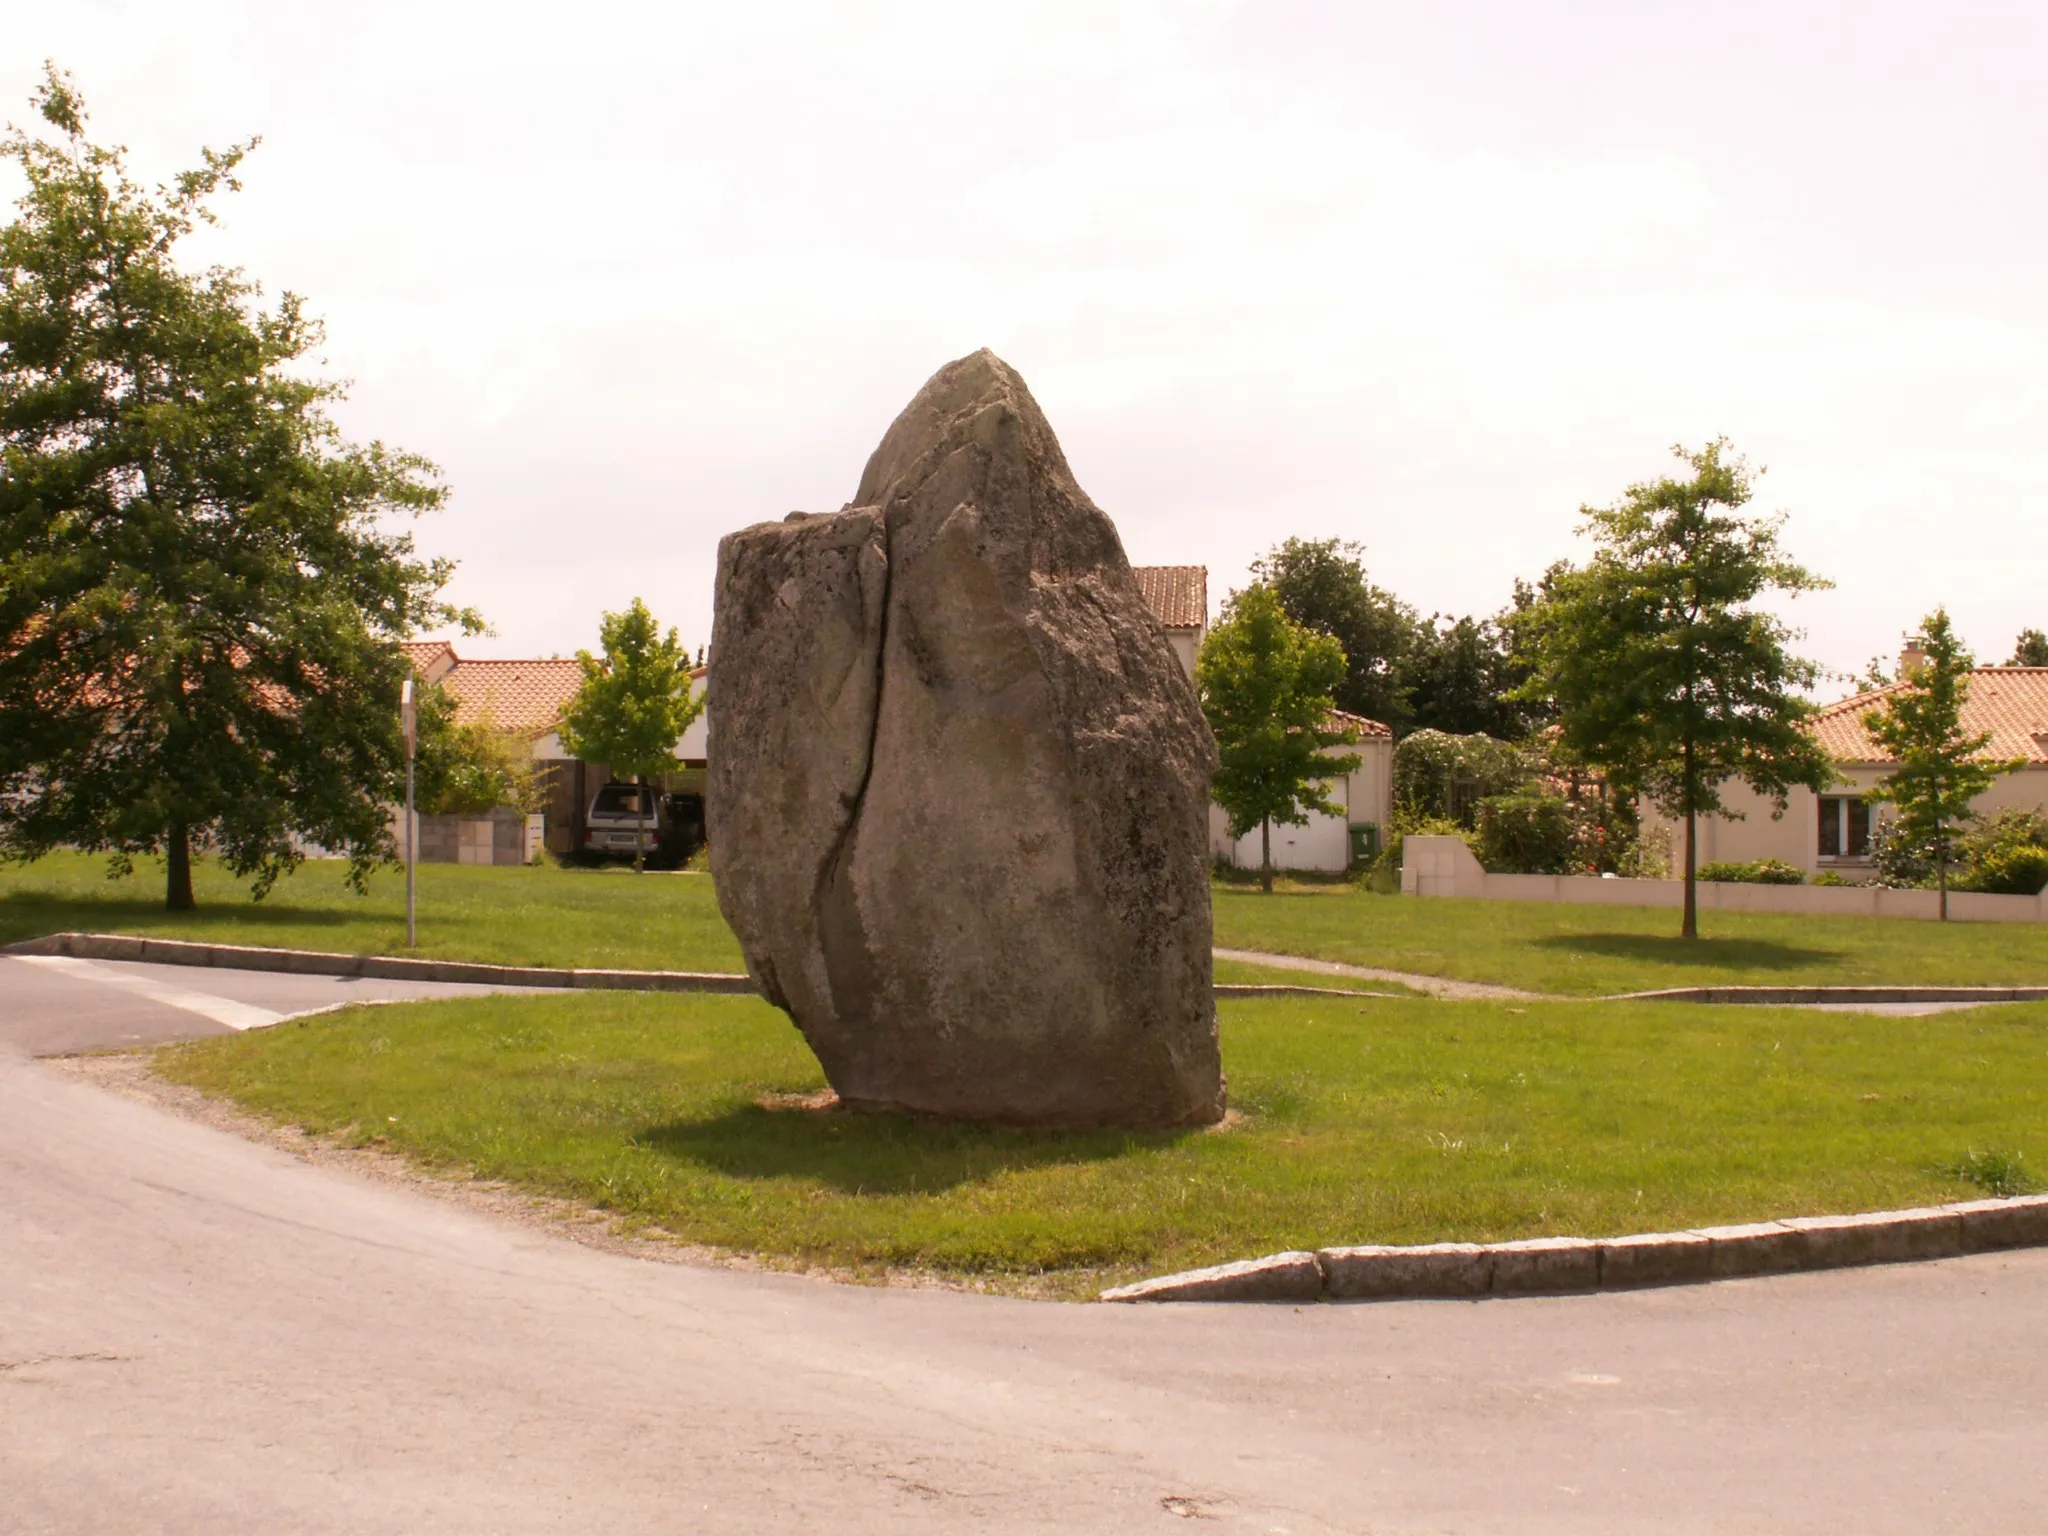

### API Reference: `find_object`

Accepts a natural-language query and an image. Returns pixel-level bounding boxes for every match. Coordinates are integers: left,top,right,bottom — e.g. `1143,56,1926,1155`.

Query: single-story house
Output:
1641,647,2048,880
404,559,1391,872
1126,567,1394,872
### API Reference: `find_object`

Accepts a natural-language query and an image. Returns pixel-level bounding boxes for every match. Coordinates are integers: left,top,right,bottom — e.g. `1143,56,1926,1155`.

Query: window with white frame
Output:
1818,796,1872,859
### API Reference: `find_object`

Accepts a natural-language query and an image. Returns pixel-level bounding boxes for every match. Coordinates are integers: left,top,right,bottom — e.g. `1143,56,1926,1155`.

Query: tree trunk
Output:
633,774,650,874
166,821,195,911
1937,832,1950,921
1681,808,1698,941
1260,818,1273,894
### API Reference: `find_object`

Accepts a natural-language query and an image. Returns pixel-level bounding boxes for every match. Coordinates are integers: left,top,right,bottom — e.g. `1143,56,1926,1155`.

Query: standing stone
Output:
709,350,1224,1128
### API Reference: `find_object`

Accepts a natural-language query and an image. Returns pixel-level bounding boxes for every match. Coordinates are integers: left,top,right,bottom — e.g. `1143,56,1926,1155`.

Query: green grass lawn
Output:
9,850,2048,994
158,988,2048,1296
0,852,746,973
1212,884,2048,995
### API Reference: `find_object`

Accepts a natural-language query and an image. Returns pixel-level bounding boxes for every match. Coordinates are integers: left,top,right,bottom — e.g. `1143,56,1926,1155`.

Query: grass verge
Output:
12,851,2048,996
157,989,2048,1297
1212,885,2048,995
0,852,745,973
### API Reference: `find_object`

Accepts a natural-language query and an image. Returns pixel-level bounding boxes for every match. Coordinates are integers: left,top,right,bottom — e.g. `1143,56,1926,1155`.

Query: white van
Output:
580,782,704,868
583,781,663,861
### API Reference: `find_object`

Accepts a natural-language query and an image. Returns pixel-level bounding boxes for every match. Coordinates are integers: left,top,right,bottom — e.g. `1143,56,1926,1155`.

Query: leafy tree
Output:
1197,584,1360,892
1252,538,1419,729
1403,613,1541,739
0,68,473,910
1862,608,2023,919
1514,439,1835,939
2010,628,2048,666
558,598,701,867
410,683,538,817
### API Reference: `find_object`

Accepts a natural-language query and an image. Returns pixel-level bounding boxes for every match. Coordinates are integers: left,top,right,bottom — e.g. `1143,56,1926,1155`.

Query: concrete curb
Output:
7,934,1399,1004
1212,984,1400,1000
4,932,761,995
1098,1194,2048,1302
1617,984,2048,1005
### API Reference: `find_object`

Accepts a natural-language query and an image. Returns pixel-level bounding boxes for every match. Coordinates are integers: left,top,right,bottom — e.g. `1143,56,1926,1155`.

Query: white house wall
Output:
1641,766,2048,879
1209,739,1395,872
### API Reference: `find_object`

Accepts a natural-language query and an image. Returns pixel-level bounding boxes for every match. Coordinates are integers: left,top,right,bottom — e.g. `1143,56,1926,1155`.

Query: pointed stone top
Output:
851,349,1080,510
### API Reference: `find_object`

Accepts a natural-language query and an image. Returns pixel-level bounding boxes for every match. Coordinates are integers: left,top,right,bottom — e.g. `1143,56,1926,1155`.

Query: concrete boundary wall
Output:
1400,835,2048,923
1101,1194,2048,1302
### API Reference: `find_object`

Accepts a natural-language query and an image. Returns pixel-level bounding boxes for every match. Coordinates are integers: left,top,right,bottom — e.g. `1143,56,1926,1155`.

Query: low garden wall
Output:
1400,835,2048,923
406,807,542,867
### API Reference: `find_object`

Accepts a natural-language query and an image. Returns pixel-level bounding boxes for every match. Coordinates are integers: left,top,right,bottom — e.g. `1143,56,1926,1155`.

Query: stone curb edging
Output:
1617,984,2048,1005
4,932,760,994
1098,1195,2048,1303
6,934,1398,1004
1212,984,1401,1000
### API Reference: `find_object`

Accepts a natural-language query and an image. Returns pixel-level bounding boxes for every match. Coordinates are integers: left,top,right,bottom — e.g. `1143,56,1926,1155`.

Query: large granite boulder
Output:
708,350,1224,1128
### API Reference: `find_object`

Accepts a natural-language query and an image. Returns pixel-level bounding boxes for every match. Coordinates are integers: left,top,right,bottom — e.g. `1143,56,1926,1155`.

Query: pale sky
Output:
8,1,2046,691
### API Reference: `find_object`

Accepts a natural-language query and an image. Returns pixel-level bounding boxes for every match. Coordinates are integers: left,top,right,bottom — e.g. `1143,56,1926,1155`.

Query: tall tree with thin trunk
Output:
1197,584,1360,893
1863,608,2022,920
0,68,473,909
1515,440,1835,939
558,598,702,870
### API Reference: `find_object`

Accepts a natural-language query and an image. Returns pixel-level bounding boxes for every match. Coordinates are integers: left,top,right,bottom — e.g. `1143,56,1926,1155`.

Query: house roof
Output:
1132,566,1207,630
437,658,584,737
399,639,454,670
1328,708,1393,740
1809,667,2048,765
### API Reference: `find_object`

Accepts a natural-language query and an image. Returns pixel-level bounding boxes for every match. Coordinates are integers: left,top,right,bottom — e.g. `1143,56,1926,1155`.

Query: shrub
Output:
1811,871,1850,887
1474,787,1584,875
1696,858,1805,885
1957,810,2048,896
1612,821,1670,880
1969,843,2048,897
1869,816,1937,888
1392,730,1530,828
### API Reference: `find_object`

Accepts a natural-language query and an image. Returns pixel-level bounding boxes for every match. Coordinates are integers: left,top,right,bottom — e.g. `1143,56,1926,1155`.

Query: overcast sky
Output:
9,1,2046,690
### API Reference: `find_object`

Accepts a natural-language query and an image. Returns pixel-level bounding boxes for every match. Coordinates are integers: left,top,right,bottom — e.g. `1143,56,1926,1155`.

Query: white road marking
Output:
13,956,284,1032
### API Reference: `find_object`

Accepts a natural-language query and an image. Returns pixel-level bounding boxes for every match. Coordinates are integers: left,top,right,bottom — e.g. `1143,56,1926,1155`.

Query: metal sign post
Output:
401,677,417,949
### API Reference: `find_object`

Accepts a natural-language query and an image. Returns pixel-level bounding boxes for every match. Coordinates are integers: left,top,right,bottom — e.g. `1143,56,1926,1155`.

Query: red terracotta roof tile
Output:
1132,565,1207,630
438,658,584,736
1810,667,2048,765
1328,708,1393,739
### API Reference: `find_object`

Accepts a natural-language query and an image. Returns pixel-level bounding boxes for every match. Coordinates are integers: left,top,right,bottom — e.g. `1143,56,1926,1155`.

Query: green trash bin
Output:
1348,823,1380,867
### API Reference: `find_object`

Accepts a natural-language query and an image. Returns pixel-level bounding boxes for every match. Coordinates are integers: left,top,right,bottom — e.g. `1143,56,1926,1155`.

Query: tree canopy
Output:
1252,538,1416,730
558,597,702,785
1864,608,2023,918
1196,583,1360,891
1253,535,1550,740
409,682,538,818
2010,628,2048,667
1514,439,1834,938
0,68,474,909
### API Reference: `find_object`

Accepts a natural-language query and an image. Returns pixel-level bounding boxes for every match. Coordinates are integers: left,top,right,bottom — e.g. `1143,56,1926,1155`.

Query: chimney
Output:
1899,635,1928,681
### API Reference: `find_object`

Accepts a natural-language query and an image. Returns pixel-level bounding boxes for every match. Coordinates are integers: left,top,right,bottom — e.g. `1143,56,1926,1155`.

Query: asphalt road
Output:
4,959,2047,1533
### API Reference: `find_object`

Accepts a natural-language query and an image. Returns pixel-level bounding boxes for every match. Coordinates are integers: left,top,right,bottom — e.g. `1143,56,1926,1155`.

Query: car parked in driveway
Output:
580,781,703,868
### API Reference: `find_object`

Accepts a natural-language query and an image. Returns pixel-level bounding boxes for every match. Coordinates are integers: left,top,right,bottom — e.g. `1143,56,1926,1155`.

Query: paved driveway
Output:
3,962,2046,1532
